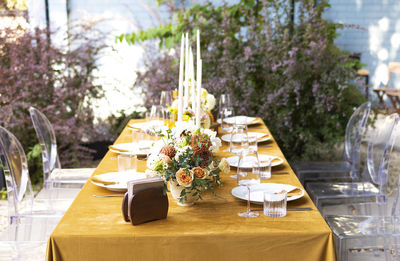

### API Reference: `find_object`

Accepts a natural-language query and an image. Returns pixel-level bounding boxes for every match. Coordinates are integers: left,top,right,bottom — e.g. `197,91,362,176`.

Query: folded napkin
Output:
276,188,303,197
50,168,94,180
257,134,269,141
109,145,131,153
90,175,118,185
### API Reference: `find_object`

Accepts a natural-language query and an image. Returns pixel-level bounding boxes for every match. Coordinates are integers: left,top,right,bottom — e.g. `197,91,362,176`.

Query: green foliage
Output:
26,144,43,185
0,188,6,200
118,0,367,161
105,110,144,140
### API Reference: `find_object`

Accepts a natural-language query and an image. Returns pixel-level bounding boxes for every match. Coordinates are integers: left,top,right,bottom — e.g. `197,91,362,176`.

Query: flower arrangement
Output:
146,126,229,204
169,88,216,128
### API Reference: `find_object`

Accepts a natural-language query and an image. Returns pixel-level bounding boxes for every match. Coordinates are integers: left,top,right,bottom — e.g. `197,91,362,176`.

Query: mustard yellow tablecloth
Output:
46,119,336,261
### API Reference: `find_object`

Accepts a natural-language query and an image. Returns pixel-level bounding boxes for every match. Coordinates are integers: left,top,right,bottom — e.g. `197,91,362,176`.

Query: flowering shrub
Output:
0,25,106,184
119,0,366,161
146,126,227,202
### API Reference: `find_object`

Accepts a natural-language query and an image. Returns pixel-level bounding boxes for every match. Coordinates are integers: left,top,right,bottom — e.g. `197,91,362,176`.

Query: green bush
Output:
118,0,366,161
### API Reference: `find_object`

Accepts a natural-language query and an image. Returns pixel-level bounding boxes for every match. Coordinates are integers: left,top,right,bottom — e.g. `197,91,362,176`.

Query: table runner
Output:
46,119,336,261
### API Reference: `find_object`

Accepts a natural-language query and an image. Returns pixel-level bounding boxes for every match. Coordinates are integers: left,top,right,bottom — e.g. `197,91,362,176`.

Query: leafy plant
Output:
0,23,107,184
118,0,366,161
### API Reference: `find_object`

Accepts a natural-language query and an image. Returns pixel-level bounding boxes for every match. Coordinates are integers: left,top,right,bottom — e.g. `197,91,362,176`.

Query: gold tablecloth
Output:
46,119,336,261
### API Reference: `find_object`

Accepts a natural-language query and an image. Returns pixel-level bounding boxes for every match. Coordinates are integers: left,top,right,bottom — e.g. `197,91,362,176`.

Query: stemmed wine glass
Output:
221,107,235,133
229,124,249,178
160,91,173,123
218,94,232,122
237,150,260,218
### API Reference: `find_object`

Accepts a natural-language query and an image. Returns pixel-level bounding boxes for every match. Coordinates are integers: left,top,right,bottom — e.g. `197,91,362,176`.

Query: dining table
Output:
46,118,336,261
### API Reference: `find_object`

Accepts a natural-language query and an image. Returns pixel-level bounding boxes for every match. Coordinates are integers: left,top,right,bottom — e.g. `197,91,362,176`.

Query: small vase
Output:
169,181,197,206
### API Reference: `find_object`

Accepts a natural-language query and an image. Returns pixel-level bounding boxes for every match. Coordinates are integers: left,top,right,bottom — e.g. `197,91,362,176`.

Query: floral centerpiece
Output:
169,88,216,129
146,125,230,206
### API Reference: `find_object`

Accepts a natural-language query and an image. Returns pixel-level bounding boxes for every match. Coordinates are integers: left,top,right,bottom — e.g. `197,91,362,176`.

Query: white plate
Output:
217,116,259,125
109,142,153,156
128,121,164,132
221,132,271,143
91,171,148,192
226,154,284,168
231,183,305,204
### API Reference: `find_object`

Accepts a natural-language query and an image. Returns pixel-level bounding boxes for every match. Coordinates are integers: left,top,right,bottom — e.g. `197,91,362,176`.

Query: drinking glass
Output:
218,94,232,122
150,105,164,121
230,124,249,156
248,135,258,154
264,192,287,217
160,91,173,110
221,106,234,133
118,154,137,173
237,151,260,218
259,157,272,179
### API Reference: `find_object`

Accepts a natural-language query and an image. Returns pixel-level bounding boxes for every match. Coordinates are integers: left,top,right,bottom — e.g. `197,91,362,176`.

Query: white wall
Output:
323,0,400,97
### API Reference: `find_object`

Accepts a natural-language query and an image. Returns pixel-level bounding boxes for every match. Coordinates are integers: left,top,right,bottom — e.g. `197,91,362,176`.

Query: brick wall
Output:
323,0,400,97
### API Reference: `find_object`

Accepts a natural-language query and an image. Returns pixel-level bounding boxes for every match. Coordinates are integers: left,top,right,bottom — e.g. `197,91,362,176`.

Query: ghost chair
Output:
293,102,371,186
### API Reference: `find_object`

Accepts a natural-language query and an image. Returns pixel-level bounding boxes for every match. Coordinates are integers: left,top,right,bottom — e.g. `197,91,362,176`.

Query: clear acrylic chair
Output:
0,126,62,260
306,113,399,216
29,107,94,193
293,102,371,186
317,114,400,218
325,175,400,261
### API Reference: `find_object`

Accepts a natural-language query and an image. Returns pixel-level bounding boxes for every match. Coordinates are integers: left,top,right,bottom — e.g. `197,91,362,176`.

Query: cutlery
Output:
93,194,124,198
272,172,289,175
251,207,312,212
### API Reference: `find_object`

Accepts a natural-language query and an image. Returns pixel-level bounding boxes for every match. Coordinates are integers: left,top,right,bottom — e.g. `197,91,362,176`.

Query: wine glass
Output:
150,105,164,122
219,94,232,121
229,124,249,178
237,150,260,218
160,91,173,109
221,106,235,133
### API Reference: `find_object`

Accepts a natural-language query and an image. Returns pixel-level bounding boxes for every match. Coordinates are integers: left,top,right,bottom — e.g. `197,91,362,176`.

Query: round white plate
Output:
217,116,259,125
221,132,271,143
91,171,148,192
231,183,305,204
128,121,164,132
226,154,284,168
109,142,153,156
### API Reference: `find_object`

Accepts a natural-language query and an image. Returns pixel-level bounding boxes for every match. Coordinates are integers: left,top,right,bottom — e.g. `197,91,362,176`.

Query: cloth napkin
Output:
90,175,118,185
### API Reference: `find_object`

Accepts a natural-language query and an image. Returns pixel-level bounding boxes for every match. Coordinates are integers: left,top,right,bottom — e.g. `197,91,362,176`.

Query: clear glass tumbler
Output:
259,158,272,179
118,154,137,173
264,192,287,217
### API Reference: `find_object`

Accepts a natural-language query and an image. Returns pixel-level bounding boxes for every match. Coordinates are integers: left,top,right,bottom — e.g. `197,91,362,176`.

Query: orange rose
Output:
192,167,209,179
159,154,171,163
176,168,193,187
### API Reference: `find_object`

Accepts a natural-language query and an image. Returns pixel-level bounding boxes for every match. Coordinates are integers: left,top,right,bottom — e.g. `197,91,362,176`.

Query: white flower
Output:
203,128,217,139
218,158,231,174
171,99,179,109
146,153,159,169
145,169,158,178
206,93,216,110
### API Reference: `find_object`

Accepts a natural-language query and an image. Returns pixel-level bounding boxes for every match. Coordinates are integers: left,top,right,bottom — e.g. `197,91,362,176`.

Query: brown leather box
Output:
122,178,168,225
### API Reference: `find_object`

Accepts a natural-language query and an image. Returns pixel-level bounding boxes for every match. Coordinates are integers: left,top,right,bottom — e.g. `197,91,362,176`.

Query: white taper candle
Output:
184,33,189,109
190,47,196,112
196,60,202,128
178,34,184,122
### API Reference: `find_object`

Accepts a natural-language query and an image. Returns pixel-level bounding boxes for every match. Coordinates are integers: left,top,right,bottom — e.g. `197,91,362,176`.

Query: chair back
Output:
0,127,34,218
29,107,61,186
344,102,371,175
366,114,399,200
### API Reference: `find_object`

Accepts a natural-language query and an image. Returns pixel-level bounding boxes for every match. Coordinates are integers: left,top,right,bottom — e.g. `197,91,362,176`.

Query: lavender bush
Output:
0,25,106,184
119,0,366,161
